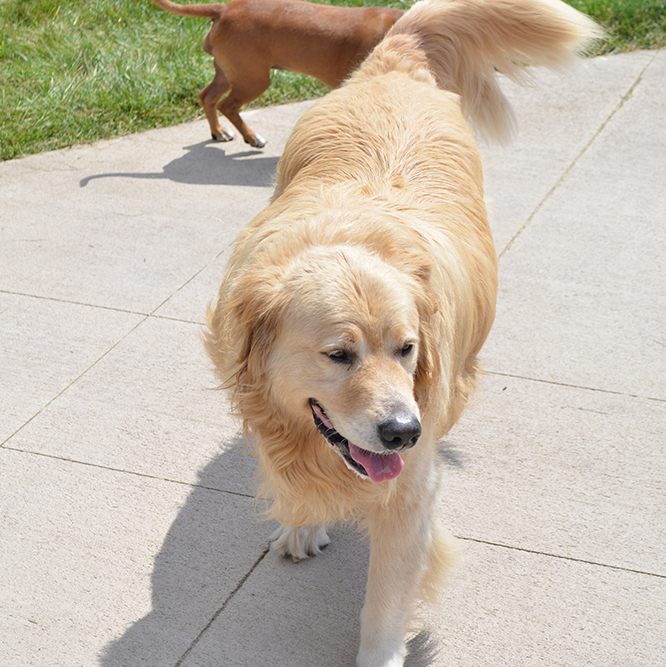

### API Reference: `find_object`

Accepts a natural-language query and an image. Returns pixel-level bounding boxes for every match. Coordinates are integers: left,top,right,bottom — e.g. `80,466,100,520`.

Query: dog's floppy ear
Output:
408,264,443,410
204,264,285,405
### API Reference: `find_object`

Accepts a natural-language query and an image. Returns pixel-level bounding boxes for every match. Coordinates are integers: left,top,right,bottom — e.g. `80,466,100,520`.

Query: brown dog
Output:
153,0,404,147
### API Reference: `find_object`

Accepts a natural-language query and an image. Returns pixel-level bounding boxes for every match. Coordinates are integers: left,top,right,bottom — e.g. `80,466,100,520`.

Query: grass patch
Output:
569,0,666,53
1,0,216,160
1,0,664,161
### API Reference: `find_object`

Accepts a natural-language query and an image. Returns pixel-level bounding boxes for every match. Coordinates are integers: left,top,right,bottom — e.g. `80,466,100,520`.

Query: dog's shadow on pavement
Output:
79,141,280,189
98,436,448,667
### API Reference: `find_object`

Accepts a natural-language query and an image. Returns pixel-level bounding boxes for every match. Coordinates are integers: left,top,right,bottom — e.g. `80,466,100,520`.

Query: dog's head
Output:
208,243,441,485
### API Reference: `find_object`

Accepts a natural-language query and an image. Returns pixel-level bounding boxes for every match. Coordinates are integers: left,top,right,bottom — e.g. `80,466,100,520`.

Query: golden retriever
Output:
204,0,601,664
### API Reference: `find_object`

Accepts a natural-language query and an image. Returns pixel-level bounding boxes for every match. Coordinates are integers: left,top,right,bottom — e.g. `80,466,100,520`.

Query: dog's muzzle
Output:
309,399,419,483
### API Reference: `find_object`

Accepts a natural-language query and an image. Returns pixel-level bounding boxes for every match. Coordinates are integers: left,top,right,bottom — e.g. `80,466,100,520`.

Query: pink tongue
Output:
349,443,404,483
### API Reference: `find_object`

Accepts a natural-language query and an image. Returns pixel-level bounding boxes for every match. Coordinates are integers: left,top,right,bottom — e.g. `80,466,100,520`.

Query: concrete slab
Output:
481,50,656,254
179,523,368,667
422,540,666,666
1,50,664,667
438,373,666,575
0,291,142,444
5,315,256,495
153,242,234,325
168,534,666,667
0,103,312,313
0,448,268,667
149,101,313,324
483,50,666,398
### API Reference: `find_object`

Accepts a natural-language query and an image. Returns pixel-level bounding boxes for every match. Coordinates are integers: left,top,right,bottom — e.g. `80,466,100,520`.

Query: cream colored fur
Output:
204,0,601,664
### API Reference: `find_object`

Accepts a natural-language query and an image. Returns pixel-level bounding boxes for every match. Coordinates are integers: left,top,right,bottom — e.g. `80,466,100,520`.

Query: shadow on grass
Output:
79,140,280,189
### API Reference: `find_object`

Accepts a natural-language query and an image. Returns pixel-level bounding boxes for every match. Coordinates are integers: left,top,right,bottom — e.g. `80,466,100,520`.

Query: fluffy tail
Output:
152,0,224,19
360,0,604,141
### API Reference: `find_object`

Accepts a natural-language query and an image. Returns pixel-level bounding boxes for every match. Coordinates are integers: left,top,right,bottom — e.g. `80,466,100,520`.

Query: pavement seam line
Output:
0,288,149,316
498,51,659,260
174,545,271,667
458,536,666,579
0,445,255,498
1,262,225,449
0,288,205,326
1,316,150,448
486,370,666,403
149,313,204,325
148,237,236,321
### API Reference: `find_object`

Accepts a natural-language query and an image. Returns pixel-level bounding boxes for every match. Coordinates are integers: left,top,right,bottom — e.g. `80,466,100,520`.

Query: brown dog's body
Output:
153,0,403,147
204,0,601,664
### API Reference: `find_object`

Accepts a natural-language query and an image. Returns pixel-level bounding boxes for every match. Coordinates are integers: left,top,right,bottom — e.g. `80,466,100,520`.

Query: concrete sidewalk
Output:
1,50,664,666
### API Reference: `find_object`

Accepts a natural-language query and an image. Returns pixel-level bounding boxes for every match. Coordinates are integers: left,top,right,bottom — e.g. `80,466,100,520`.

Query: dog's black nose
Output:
378,414,421,450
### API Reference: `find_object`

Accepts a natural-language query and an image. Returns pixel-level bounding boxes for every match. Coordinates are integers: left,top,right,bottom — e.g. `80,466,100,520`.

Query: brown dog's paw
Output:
213,129,235,142
250,134,267,149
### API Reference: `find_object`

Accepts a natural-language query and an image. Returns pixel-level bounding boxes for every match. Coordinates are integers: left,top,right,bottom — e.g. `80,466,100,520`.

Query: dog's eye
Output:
400,343,414,358
326,350,353,365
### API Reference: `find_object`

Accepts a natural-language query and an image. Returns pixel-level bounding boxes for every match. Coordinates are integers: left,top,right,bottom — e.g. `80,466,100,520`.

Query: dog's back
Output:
269,0,602,427
277,0,602,181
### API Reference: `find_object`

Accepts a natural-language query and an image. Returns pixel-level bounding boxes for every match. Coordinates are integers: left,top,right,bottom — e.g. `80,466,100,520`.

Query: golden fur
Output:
204,0,601,664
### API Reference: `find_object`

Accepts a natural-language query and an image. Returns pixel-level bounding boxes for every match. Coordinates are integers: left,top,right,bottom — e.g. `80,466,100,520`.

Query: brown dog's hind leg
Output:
217,75,270,149
199,62,234,142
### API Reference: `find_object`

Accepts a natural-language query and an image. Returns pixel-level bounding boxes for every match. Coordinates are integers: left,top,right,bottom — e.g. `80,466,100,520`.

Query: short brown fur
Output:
153,0,403,147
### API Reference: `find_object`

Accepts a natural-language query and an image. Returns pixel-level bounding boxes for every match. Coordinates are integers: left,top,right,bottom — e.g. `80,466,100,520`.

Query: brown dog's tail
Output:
356,0,604,142
152,0,225,20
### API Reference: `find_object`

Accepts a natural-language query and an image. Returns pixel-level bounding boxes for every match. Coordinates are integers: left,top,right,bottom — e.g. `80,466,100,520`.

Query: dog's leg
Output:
199,62,234,142
217,75,270,149
357,504,451,667
270,524,331,563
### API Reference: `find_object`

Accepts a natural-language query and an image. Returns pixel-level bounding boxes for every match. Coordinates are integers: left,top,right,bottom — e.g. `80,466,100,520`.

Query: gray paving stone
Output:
153,242,235,325
5,315,255,495
176,534,665,667
150,101,316,324
481,50,655,253
0,103,311,314
0,292,142,444
483,50,666,398
0,449,268,667
180,523,368,667
438,374,666,576
421,540,666,666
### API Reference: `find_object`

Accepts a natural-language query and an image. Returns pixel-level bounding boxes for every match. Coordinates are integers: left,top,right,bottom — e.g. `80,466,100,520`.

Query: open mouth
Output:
309,399,404,483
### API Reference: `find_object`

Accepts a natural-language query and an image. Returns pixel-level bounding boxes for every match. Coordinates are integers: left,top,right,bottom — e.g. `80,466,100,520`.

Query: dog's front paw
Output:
356,645,406,667
250,133,266,149
270,524,330,562
213,129,235,142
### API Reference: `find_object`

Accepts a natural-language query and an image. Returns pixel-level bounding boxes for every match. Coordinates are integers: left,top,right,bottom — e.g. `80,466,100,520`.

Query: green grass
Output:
0,0,664,161
569,0,666,52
